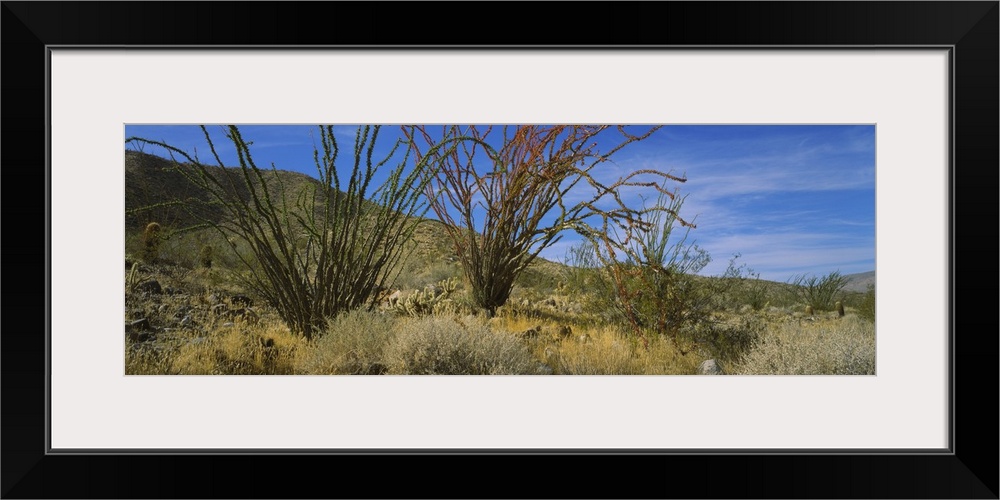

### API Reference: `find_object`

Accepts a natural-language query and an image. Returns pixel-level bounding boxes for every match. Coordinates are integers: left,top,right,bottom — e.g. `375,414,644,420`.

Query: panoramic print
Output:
124,124,875,375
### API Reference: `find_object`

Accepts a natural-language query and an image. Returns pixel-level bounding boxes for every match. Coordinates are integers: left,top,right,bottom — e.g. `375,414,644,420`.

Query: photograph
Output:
124,124,876,376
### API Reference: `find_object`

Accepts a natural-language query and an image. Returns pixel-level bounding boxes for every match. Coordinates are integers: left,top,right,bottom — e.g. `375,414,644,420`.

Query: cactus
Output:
393,278,458,317
835,301,845,317
199,245,214,268
141,222,162,264
125,261,141,294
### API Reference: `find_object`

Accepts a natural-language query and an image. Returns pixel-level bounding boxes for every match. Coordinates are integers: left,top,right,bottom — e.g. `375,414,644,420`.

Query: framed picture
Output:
5,2,996,498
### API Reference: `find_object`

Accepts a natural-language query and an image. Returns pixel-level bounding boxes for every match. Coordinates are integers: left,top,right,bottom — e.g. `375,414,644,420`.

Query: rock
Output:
136,280,162,295
127,318,151,332
543,346,559,363
231,294,253,307
126,329,154,343
520,326,541,339
698,359,724,375
222,322,235,328
174,306,192,319
556,325,573,338
226,307,260,325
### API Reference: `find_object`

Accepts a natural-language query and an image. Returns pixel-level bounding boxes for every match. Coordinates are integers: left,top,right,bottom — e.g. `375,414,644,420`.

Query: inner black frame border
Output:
3,2,996,498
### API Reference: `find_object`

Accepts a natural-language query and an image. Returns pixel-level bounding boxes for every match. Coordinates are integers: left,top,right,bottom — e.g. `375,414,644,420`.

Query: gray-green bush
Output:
733,316,875,375
384,316,538,374
297,309,396,375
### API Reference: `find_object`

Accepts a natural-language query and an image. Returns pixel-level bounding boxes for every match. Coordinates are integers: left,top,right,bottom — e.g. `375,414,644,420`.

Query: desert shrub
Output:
857,284,875,323
562,242,603,296
680,314,765,364
570,190,747,350
722,263,776,312
513,265,560,294
384,316,538,375
788,270,850,311
296,309,396,375
148,228,198,268
732,316,875,375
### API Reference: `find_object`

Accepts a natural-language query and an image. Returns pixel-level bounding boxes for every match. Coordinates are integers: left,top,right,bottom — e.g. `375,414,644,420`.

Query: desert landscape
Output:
124,125,876,375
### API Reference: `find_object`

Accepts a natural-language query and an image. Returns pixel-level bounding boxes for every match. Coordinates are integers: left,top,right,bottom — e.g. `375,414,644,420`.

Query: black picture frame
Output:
3,2,997,498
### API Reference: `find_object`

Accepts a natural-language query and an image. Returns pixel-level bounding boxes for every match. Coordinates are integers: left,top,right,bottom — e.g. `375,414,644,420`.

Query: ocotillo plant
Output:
789,270,850,311
405,125,688,316
127,125,453,339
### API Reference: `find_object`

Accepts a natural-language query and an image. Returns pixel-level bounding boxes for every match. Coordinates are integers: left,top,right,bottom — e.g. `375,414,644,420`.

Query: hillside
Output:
124,149,566,291
841,270,876,293
125,149,321,232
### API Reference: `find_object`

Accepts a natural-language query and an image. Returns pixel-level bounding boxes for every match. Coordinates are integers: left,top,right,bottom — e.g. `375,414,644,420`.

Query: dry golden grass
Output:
488,313,701,375
126,314,303,375
124,243,874,376
541,328,702,375
172,317,302,375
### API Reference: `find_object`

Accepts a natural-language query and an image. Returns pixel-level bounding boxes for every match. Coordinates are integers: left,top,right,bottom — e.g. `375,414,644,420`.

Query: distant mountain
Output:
841,270,876,293
125,149,319,232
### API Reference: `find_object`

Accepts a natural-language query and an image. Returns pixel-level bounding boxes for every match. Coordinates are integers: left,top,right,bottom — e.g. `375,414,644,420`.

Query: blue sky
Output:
125,124,875,282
